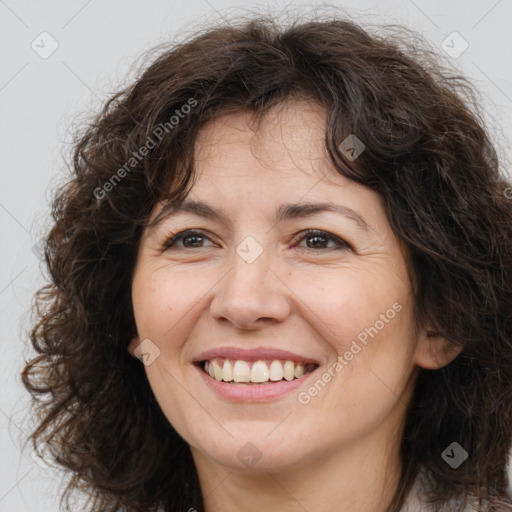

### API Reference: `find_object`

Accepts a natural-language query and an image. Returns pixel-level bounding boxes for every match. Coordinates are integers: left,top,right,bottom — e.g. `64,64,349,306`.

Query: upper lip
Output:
193,346,321,365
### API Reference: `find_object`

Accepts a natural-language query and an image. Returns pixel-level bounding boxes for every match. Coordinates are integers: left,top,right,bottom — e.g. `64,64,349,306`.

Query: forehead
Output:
187,101,385,224
192,100,333,183
148,101,389,236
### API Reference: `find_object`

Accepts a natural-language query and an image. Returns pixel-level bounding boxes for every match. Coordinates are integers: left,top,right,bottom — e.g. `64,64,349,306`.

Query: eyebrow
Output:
148,199,371,231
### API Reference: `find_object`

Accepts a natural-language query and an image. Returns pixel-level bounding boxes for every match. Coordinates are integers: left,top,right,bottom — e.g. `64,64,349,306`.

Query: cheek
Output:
293,267,415,441
288,263,409,355
132,282,173,338
131,264,225,380
131,270,205,439
132,265,206,337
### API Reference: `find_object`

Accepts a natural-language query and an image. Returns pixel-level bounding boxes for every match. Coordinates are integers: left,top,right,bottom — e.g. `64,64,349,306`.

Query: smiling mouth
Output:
198,357,318,384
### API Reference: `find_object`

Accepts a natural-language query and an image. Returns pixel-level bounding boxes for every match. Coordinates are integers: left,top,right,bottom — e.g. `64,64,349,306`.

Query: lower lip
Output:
195,364,318,402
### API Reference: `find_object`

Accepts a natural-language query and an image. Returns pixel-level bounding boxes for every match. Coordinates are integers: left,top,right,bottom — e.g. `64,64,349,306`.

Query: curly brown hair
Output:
21,10,512,512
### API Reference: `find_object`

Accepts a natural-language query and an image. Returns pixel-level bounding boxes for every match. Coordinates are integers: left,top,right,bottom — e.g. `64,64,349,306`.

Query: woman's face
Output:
129,101,434,473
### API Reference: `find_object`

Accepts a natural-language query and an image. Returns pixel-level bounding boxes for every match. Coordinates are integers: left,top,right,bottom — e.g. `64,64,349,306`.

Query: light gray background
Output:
1,1,511,510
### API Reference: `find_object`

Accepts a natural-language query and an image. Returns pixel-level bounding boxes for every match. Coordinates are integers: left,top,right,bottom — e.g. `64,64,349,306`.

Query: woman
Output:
22,11,512,512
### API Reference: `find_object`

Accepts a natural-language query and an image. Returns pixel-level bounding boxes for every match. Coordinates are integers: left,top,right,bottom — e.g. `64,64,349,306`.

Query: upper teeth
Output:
204,358,313,383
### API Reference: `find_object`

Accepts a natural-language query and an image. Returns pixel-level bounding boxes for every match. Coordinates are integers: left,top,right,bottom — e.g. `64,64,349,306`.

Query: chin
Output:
206,443,305,472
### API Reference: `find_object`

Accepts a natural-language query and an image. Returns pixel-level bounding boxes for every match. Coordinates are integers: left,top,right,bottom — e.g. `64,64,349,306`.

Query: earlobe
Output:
414,330,463,369
127,336,141,358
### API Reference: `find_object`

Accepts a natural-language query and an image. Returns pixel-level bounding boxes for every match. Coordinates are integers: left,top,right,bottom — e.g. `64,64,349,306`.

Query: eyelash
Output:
162,229,351,252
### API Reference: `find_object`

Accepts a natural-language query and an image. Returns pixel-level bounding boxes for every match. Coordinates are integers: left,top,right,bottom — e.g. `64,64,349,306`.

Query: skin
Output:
128,100,461,512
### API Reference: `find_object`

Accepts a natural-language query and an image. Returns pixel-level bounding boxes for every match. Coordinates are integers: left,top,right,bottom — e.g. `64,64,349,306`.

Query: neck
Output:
191,420,404,512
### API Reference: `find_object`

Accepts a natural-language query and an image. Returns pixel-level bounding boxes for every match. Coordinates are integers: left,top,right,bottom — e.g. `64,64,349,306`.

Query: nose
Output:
209,245,291,331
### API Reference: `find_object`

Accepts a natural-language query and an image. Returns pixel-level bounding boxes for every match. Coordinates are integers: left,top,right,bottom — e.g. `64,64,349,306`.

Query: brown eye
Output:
163,230,213,250
297,230,351,251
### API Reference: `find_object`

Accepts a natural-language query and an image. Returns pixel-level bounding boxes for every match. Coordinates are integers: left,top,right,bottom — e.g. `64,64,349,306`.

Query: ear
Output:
414,329,463,369
127,335,141,358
